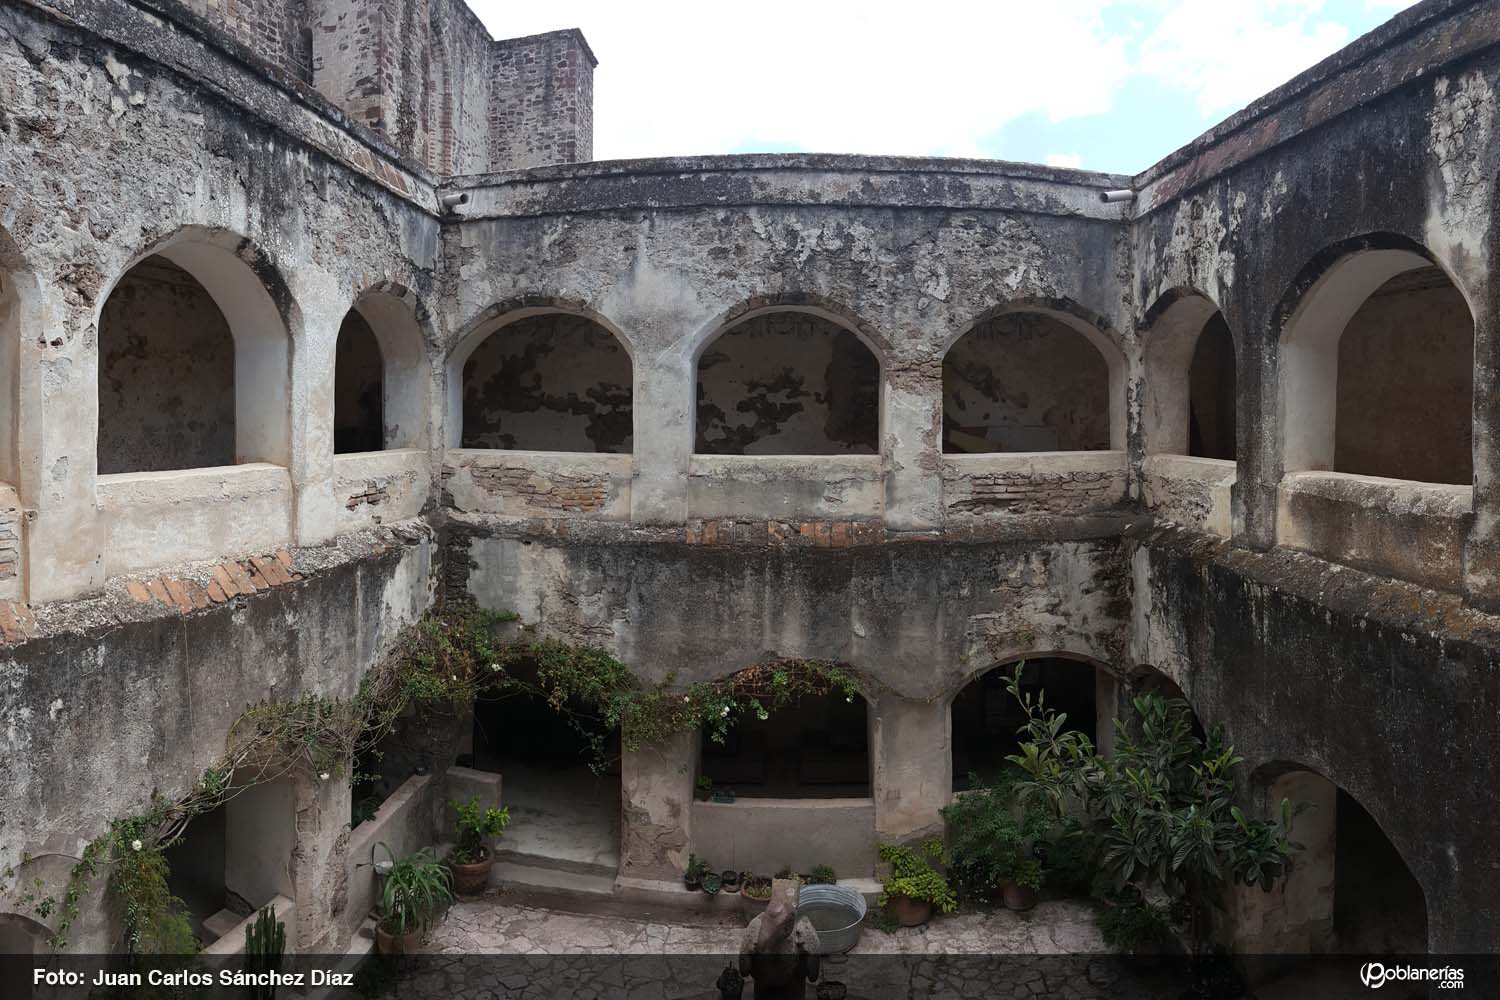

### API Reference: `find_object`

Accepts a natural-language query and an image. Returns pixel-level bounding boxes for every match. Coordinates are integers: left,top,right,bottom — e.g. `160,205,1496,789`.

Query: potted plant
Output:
877,841,956,928
446,796,510,895
1001,857,1042,911
374,845,452,955
702,871,723,896
716,966,745,999
711,786,736,804
696,776,714,801
720,869,741,893
810,864,837,885
742,874,772,910
684,854,708,892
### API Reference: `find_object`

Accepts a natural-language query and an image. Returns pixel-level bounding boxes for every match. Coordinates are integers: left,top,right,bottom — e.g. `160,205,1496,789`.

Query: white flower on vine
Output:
683,695,690,703
720,705,730,716
319,771,330,781
490,664,500,672
130,840,142,852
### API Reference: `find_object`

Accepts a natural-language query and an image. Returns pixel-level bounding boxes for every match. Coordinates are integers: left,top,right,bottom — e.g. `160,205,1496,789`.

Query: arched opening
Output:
334,312,383,454
1280,239,1473,485
333,288,431,453
694,310,879,455
96,233,292,472
458,312,632,453
98,256,235,472
943,310,1118,453
161,774,294,947
0,912,48,955
464,684,620,874
1142,292,1237,459
950,657,1106,791
699,688,870,799
1244,766,1427,958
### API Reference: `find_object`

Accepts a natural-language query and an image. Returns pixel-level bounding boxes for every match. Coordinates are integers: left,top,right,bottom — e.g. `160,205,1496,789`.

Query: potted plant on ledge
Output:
877,841,956,927
375,845,453,955
446,796,510,896
685,854,709,892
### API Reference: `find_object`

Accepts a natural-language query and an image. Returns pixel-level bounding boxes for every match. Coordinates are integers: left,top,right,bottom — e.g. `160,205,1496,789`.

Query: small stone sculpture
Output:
738,878,821,999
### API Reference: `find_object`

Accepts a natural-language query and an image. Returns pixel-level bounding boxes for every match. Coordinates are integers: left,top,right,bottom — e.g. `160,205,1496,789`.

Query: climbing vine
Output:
2,602,862,952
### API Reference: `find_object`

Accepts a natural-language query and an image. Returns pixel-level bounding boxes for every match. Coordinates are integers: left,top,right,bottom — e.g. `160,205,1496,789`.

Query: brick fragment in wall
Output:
684,519,884,547
469,464,609,513
346,479,391,509
946,470,1124,515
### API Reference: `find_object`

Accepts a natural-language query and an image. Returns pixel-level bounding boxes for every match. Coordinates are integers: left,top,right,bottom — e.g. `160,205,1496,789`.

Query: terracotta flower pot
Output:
449,847,493,896
374,924,424,955
886,893,933,927
1002,881,1038,912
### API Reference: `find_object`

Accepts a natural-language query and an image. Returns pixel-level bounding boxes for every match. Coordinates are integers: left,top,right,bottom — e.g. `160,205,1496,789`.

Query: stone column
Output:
290,770,352,954
617,729,695,886
1233,300,1277,549
630,349,693,524
1465,303,1500,609
21,292,104,602
288,292,342,546
882,360,943,531
871,693,949,844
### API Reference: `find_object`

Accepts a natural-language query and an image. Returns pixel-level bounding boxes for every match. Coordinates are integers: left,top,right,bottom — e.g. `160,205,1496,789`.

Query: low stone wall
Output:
328,450,433,533
689,798,877,878
687,454,884,521
202,894,297,957
345,774,436,936
1275,471,1471,591
442,450,631,519
96,464,293,577
942,452,1128,518
1141,454,1236,537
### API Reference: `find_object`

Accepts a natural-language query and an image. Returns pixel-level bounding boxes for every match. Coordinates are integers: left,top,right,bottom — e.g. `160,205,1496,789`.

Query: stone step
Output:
492,860,618,898
202,908,243,944
492,847,618,880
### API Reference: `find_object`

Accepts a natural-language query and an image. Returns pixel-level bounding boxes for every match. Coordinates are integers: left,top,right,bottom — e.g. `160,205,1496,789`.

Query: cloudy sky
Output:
467,0,1418,174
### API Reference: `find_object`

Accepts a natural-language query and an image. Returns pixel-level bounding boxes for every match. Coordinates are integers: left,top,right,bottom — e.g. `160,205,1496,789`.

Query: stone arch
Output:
95,226,298,471
0,911,49,955
334,284,433,453
947,651,1120,788
942,297,1127,452
694,660,873,803
445,298,634,452
1276,233,1475,483
1242,761,1429,956
1140,287,1238,459
691,298,885,456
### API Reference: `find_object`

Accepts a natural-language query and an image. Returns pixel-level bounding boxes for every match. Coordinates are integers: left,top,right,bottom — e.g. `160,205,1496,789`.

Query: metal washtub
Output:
796,883,866,954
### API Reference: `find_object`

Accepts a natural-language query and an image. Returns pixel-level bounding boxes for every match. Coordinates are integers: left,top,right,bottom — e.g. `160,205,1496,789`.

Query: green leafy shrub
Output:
809,865,837,885
448,797,510,865
377,846,452,936
685,854,710,881
942,772,1048,902
1036,821,1099,898
876,841,956,913
1098,897,1173,952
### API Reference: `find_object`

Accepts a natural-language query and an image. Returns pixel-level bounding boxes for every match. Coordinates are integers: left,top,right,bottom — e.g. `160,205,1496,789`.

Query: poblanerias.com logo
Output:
1361,961,1465,989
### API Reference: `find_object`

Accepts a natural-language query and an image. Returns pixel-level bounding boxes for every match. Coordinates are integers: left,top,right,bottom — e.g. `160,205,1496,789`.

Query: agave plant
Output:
376,844,453,935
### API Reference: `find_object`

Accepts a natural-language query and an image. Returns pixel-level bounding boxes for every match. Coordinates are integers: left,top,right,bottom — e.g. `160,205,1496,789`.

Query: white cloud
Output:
464,0,1426,161
1045,152,1084,169
467,0,1133,160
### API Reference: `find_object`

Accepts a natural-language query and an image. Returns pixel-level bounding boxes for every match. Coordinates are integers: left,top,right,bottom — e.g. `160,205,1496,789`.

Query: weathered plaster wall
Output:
696,313,879,455
1335,269,1473,484
460,314,632,452
943,313,1110,453
97,257,236,474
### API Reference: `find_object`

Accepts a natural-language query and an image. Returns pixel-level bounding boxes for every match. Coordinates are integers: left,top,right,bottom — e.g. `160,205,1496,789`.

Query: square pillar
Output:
290,771,352,954
882,363,943,531
617,729,695,884
871,694,949,844
630,351,693,525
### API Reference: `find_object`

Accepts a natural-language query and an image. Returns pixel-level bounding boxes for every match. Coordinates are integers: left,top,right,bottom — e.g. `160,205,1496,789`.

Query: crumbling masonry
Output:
1,0,1498,961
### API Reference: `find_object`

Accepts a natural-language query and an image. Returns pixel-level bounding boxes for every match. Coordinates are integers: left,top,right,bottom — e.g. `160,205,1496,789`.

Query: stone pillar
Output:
617,729,695,885
882,360,943,531
1094,669,1120,758
630,350,693,525
290,771,352,954
871,694,949,844
1228,770,1336,979
289,293,341,546
21,296,104,602
1233,301,1277,549
1465,304,1500,609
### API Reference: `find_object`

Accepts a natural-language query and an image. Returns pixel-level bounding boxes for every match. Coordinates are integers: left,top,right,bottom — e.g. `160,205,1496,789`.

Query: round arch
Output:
942,297,1128,451
0,911,50,955
335,283,435,452
1140,287,1237,458
1245,760,1429,955
690,297,888,457
1275,232,1475,479
95,226,299,468
444,298,635,451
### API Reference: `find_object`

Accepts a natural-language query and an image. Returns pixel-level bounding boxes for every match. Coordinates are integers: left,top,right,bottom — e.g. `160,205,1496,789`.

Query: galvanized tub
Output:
796,884,866,954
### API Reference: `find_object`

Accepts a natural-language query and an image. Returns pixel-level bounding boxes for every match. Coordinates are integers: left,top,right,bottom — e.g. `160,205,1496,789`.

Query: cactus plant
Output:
245,904,285,1000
